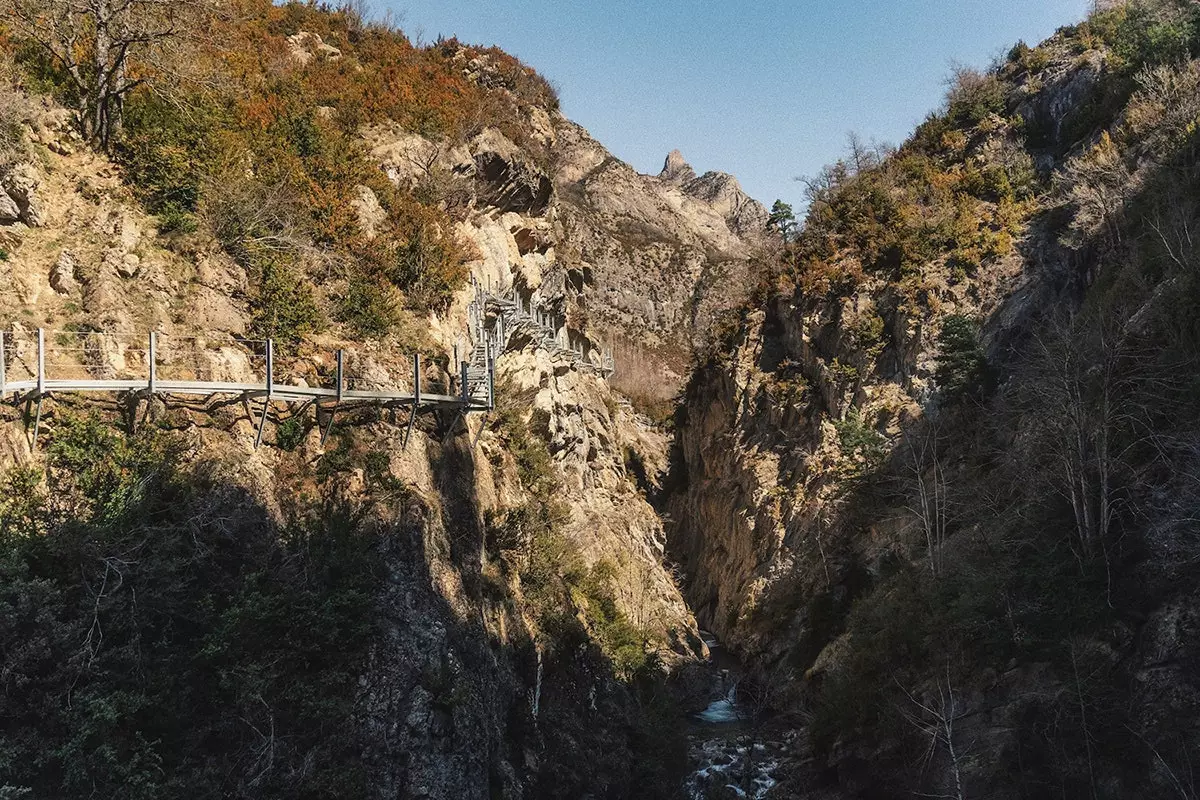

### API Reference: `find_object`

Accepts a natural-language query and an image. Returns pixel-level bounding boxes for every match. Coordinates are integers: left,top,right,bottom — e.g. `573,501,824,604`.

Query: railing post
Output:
36,328,44,396
148,331,157,395
461,361,470,406
413,354,421,407
265,339,274,399
335,349,344,401
487,355,495,410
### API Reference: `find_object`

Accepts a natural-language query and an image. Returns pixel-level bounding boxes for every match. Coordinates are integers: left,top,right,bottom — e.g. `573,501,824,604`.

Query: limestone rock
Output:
365,125,473,191
118,253,141,279
0,191,20,224
0,225,24,253
286,31,341,66
681,170,769,237
548,121,768,395
50,251,79,294
352,184,387,240
471,128,553,216
1,163,43,227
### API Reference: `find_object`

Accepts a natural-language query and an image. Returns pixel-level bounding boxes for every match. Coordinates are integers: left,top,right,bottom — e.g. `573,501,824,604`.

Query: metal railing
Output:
469,277,614,376
0,327,495,448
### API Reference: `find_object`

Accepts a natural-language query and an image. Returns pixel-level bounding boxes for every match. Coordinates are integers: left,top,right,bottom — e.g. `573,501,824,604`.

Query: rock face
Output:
547,125,769,401
659,149,697,184
471,128,554,215
362,117,770,406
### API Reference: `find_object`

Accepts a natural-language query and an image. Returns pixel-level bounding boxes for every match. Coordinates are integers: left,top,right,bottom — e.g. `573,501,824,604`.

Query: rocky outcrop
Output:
49,250,78,294
546,124,768,399
658,149,769,236
659,149,697,184
286,31,342,66
471,128,554,216
681,169,769,237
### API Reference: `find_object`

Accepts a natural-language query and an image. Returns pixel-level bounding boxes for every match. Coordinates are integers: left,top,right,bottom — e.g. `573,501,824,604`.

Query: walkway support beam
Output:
321,349,343,446
148,331,157,395
254,339,273,450
404,354,420,449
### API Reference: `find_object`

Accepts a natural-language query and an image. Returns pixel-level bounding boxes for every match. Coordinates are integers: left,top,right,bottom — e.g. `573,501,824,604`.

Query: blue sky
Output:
381,1,1092,211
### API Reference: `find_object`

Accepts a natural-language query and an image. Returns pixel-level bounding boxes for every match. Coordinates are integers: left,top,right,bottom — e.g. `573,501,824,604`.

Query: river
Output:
684,631,788,799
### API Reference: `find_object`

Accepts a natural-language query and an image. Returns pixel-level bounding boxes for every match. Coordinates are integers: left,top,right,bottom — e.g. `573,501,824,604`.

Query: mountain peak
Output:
659,149,696,184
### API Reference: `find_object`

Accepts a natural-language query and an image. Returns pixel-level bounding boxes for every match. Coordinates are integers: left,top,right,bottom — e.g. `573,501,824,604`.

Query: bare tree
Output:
1025,321,1121,565
902,424,951,579
200,173,309,261
1,0,217,148
1056,132,1134,249
896,666,968,800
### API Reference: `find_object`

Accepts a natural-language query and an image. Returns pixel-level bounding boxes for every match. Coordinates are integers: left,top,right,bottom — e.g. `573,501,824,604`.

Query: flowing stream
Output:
684,632,784,799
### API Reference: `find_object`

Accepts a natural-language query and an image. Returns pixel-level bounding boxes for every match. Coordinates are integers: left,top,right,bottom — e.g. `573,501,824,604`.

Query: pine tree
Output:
767,199,797,242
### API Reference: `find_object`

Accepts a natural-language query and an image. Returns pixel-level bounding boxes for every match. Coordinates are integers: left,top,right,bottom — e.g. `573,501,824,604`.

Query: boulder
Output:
1,163,43,226
0,191,20,224
118,252,141,279
50,251,79,295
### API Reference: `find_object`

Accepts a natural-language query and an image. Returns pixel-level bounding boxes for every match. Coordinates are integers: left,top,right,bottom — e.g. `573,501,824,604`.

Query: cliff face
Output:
666,6,1200,797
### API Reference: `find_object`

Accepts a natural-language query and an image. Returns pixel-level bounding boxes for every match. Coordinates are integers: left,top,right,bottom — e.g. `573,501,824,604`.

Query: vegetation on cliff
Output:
3,0,557,342
0,415,379,798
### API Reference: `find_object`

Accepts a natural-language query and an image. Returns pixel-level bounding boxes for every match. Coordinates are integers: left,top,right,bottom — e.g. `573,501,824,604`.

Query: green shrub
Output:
1008,40,1052,73
249,257,325,344
845,310,887,357
934,314,987,399
1081,1,1199,69
578,561,654,680
45,413,170,524
946,68,1007,128
156,207,198,234
337,275,403,339
117,93,218,216
0,423,377,797
834,409,887,476
275,416,306,451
